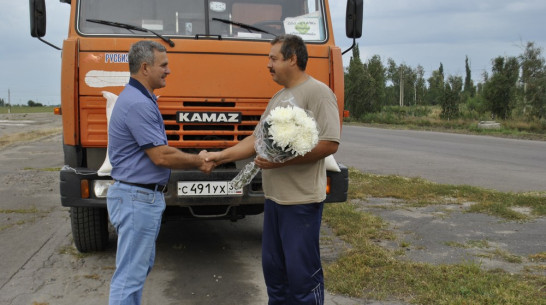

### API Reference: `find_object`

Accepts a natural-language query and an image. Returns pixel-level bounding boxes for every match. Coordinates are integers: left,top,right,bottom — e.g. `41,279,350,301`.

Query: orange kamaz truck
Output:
30,0,362,252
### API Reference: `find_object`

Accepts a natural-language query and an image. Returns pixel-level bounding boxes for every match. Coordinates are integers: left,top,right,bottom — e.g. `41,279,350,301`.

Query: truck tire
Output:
70,207,109,252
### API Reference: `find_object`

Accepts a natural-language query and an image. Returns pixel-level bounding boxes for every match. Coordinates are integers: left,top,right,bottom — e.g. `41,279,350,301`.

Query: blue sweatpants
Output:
262,199,324,305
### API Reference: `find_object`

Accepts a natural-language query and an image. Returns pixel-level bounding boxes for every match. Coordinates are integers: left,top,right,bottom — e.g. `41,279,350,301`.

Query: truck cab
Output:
30,0,362,252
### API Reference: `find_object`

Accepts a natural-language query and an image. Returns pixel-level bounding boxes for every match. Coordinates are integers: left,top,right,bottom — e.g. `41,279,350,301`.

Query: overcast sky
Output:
1,0,545,105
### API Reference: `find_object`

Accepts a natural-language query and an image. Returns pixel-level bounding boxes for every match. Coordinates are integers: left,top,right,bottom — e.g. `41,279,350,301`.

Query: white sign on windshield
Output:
283,12,322,41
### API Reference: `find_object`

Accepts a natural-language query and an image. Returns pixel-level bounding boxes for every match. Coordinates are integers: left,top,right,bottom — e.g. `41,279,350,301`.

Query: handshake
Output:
197,149,280,175
197,150,221,174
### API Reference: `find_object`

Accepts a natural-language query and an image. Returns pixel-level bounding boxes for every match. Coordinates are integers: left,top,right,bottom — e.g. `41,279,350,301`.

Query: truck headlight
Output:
94,180,114,198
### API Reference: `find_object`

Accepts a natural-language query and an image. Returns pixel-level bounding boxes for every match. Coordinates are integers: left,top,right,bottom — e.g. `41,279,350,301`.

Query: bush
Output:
502,119,546,134
361,112,399,124
381,106,432,118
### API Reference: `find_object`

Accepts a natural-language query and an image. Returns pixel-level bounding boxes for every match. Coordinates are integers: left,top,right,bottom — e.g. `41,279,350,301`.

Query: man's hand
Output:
198,150,216,174
203,151,222,164
254,156,284,170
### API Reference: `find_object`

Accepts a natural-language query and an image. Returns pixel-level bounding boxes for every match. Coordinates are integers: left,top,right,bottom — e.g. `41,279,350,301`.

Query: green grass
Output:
0,207,40,214
23,167,62,172
323,169,546,304
0,106,57,114
529,253,546,263
445,239,491,249
0,220,26,232
347,169,546,220
0,127,62,148
0,207,49,232
346,105,546,141
58,244,94,259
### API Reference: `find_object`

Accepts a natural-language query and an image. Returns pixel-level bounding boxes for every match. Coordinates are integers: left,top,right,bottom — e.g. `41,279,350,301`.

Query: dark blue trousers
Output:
262,199,324,305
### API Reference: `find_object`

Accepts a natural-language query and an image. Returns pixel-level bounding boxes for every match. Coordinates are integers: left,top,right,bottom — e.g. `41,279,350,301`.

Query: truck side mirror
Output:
29,0,47,38
346,0,363,39
29,0,61,50
342,0,363,55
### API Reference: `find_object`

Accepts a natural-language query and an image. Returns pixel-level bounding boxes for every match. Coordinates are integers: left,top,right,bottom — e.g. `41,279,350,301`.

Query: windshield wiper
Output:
212,18,274,36
86,19,175,47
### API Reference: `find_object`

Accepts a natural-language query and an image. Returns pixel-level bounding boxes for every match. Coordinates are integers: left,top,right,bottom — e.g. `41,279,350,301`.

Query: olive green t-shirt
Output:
257,76,341,204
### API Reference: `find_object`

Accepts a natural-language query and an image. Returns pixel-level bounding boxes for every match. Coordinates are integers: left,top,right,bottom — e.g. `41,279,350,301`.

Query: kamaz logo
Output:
176,112,242,124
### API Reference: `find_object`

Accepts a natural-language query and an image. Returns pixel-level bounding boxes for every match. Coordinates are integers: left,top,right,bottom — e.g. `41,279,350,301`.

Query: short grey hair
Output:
128,40,167,74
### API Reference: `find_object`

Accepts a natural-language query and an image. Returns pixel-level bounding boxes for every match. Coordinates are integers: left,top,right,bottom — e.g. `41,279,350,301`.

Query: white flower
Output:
230,104,319,189
268,122,296,149
266,105,318,156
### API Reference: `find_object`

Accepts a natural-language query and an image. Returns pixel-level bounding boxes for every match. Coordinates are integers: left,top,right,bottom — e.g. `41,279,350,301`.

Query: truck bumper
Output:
60,164,348,216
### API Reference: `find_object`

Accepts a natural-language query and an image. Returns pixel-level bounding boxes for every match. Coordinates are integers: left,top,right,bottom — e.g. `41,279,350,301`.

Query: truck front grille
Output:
160,98,268,150
79,96,268,151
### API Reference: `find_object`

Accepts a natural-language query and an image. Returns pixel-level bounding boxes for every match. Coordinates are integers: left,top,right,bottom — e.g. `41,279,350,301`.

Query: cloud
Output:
1,0,545,104
1,0,69,105
339,0,546,81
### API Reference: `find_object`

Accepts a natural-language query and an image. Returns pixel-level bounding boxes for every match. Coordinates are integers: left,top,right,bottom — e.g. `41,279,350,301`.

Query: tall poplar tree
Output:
415,65,427,105
483,56,520,119
363,55,386,113
464,56,476,98
344,44,367,119
386,58,400,106
402,66,417,106
385,59,417,106
441,75,462,119
520,42,546,118
426,63,445,105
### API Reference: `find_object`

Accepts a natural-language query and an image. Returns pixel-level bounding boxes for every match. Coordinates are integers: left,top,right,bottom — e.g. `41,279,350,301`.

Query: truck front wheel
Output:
70,207,109,252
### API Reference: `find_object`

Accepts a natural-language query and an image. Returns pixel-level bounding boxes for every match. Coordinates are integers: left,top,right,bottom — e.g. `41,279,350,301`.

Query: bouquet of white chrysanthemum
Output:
230,100,319,190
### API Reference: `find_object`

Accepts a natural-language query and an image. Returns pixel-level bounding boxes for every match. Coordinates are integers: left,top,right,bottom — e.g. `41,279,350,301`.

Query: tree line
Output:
345,41,546,121
0,99,44,107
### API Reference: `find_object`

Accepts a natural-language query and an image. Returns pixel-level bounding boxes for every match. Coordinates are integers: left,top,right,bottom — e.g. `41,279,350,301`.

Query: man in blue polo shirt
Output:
106,40,214,305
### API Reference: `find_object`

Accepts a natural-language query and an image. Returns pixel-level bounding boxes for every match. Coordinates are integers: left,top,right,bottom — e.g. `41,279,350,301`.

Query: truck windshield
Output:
77,0,327,41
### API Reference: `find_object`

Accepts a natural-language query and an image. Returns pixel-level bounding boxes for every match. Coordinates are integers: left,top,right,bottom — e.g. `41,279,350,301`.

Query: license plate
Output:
177,181,243,196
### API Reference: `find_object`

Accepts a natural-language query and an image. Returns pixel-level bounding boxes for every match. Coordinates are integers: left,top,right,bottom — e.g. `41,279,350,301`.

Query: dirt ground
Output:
0,113,544,305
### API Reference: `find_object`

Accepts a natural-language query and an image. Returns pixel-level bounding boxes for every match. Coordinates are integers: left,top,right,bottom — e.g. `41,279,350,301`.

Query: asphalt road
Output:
335,125,546,192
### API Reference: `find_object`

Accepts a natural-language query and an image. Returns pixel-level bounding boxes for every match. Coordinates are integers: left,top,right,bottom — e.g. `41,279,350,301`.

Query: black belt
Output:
118,181,167,193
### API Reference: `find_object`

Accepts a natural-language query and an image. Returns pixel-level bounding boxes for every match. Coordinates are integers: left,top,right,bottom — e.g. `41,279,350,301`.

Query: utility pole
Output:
414,83,417,106
7,89,11,114
399,67,404,107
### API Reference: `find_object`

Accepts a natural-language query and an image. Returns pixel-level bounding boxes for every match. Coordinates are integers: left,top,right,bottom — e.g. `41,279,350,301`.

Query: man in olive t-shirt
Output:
205,35,340,305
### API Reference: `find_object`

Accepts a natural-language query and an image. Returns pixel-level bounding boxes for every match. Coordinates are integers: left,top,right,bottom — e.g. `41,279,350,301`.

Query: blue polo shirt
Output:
108,78,170,185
